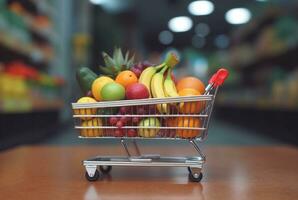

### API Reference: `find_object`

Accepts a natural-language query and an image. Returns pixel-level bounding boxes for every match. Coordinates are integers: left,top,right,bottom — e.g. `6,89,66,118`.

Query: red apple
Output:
125,83,149,100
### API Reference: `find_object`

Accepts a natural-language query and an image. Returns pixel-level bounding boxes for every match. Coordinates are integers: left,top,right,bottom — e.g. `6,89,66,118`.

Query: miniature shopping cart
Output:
72,68,228,182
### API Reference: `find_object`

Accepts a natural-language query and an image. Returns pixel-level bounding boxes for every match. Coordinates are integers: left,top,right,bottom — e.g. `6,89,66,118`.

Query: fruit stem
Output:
164,52,179,68
154,63,165,71
159,65,168,74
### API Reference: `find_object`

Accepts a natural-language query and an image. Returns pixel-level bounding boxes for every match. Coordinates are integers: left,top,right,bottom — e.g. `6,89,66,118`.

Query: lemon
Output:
80,118,103,137
74,97,97,120
91,76,114,101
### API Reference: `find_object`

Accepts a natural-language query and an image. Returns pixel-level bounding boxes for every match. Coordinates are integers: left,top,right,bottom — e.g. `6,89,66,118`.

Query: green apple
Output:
101,82,125,101
138,118,160,138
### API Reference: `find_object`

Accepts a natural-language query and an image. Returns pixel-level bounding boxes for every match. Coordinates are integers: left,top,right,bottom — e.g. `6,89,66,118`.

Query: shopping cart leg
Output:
120,139,131,157
132,139,141,156
188,139,204,182
189,139,206,161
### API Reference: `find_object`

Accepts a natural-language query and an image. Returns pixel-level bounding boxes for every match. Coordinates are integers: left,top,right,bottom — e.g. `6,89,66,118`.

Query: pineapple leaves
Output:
102,52,115,67
124,51,129,64
126,54,135,69
113,47,124,71
99,66,113,76
99,48,135,77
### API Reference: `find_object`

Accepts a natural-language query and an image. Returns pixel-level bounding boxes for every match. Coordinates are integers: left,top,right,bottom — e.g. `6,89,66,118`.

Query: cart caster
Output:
85,165,100,181
85,169,100,181
100,165,112,174
188,167,203,182
188,172,203,182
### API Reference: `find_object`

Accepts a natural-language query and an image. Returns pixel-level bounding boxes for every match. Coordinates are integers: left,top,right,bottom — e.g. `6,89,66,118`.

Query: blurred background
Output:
0,0,297,150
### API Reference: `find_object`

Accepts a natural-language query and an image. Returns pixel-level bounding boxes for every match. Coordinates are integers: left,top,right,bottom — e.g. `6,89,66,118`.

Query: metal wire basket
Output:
71,68,228,182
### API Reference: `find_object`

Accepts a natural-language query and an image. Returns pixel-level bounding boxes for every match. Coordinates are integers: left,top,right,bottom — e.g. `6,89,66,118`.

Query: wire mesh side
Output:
72,94,215,140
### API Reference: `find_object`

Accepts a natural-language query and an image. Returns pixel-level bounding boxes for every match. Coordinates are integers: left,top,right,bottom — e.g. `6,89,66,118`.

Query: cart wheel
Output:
99,165,112,174
188,172,203,182
85,169,100,181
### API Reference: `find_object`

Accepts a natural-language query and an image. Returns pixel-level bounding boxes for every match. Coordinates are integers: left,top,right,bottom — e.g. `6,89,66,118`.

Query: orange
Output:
176,76,205,94
74,97,97,120
178,88,204,114
177,117,201,138
115,70,138,88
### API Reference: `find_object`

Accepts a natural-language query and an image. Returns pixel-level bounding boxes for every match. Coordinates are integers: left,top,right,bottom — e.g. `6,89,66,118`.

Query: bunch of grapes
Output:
108,106,138,137
130,61,153,78
158,129,176,138
107,104,159,137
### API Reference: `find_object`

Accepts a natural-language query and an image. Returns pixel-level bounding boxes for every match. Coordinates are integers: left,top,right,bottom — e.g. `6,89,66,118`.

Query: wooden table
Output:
0,145,297,200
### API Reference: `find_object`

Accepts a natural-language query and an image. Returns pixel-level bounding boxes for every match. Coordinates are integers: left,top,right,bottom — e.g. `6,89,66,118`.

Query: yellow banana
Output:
151,66,169,113
164,69,182,110
164,69,179,98
139,64,164,97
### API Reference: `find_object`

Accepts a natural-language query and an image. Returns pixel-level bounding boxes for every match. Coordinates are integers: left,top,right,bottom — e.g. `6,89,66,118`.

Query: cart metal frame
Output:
71,68,228,182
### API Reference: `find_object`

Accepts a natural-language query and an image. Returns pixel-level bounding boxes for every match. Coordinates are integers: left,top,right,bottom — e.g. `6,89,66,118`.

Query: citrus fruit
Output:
74,97,97,120
138,118,160,138
178,88,204,114
80,118,103,137
101,82,125,101
91,76,114,101
176,76,205,94
177,117,201,138
115,70,138,88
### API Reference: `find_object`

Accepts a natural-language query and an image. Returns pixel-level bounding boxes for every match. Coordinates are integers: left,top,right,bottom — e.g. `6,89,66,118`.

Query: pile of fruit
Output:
74,48,207,139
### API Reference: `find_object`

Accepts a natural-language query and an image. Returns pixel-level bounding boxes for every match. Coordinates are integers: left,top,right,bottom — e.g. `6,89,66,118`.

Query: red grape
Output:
132,117,140,124
119,107,127,114
135,62,143,70
120,116,128,124
137,107,146,115
130,67,142,78
148,104,157,113
109,117,118,125
127,129,137,137
114,129,124,137
116,120,124,128
130,62,154,78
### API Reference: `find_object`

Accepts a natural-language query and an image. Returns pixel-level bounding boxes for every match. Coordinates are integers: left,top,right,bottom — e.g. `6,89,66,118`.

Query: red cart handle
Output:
205,68,229,94
209,68,229,87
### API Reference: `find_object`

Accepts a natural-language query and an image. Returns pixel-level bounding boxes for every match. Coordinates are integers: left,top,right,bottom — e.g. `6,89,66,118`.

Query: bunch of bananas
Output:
139,53,179,113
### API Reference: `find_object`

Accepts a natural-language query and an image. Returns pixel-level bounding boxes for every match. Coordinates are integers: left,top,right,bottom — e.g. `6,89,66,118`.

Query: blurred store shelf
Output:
217,99,298,112
232,9,279,44
0,98,63,114
0,32,53,66
240,45,298,73
0,0,65,149
26,15,55,43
